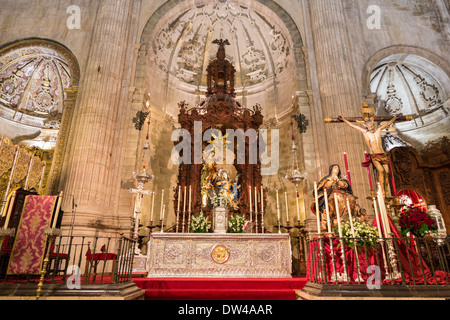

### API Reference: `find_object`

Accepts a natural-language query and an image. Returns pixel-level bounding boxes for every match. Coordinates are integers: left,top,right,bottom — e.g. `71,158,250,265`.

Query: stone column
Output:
307,0,370,210
63,0,134,235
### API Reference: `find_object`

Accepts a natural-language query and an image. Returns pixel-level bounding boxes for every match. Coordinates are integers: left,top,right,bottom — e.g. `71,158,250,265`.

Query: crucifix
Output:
324,103,415,196
128,180,153,242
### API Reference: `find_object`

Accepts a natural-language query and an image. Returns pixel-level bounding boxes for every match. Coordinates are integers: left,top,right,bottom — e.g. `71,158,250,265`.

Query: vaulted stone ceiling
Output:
149,0,294,93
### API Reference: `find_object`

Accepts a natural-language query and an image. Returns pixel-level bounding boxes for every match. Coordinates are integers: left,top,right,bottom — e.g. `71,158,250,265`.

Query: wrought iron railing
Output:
0,234,136,285
307,235,450,286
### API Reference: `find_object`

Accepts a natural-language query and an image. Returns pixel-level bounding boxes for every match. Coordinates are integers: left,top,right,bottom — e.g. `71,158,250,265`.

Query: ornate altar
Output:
147,233,292,278
173,39,266,232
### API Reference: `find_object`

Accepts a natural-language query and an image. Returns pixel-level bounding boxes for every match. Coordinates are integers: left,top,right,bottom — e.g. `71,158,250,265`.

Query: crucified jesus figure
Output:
338,114,401,195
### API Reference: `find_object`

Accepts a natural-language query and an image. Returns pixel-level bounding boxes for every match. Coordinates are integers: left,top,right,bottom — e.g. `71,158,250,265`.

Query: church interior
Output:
0,0,449,301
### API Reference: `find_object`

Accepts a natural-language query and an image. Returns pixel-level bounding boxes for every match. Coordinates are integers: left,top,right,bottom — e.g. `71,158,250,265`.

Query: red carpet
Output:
133,277,307,300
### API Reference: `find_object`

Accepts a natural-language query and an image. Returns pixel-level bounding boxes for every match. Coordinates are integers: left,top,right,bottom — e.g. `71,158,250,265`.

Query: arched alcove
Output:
0,38,80,194
363,47,450,149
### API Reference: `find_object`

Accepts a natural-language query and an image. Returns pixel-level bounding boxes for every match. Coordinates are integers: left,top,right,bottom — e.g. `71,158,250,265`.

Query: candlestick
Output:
324,189,331,233
314,182,321,233
52,192,63,229
284,192,289,223
3,191,16,230
343,152,351,187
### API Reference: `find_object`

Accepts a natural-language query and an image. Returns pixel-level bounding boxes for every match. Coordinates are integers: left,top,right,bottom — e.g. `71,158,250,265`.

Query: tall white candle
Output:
314,182,321,233
249,186,252,211
260,186,264,212
346,198,356,238
189,185,192,212
52,192,63,229
296,192,300,222
377,184,391,237
334,193,343,238
254,187,258,213
276,189,280,221
373,197,383,239
160,189,165,220
150,191,155,222
161,204,166,233
183,186,186,213
324,189,331,233
177,186,181,213
284,192,289,223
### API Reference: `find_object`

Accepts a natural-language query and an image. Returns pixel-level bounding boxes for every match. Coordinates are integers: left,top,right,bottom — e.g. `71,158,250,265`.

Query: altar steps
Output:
133,277,307,300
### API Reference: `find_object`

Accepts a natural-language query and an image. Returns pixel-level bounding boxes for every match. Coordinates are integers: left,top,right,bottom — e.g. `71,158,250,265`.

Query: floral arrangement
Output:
339,219,379,249
211,190,229,209
228,214,246,233
189,211,211,233
399,205,437,237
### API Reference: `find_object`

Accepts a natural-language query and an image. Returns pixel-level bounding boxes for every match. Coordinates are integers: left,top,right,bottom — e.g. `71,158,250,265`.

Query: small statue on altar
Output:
312,164,367,231
201,149,218,207
215,169,240,210
338,106,400,195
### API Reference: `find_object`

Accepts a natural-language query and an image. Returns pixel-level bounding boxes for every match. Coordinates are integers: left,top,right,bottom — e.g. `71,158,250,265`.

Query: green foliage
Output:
228,214,246,233
189,211,211,233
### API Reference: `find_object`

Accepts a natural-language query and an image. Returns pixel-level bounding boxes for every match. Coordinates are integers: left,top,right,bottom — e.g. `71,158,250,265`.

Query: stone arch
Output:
136,0,308,106
361,45,450,149
0,37,80,195
361,45,450,98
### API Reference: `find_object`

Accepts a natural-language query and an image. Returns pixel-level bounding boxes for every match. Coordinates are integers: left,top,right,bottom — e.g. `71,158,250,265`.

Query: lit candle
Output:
276,189,280,221
177,186,181,214
334,193,343,238
324,189,331,233
296,190,300,222
150,191,155,222
52,192,63,229
284,192,289,223
364,152,373,191
343,152,351,187
314,182,321,233
3,191,16,230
